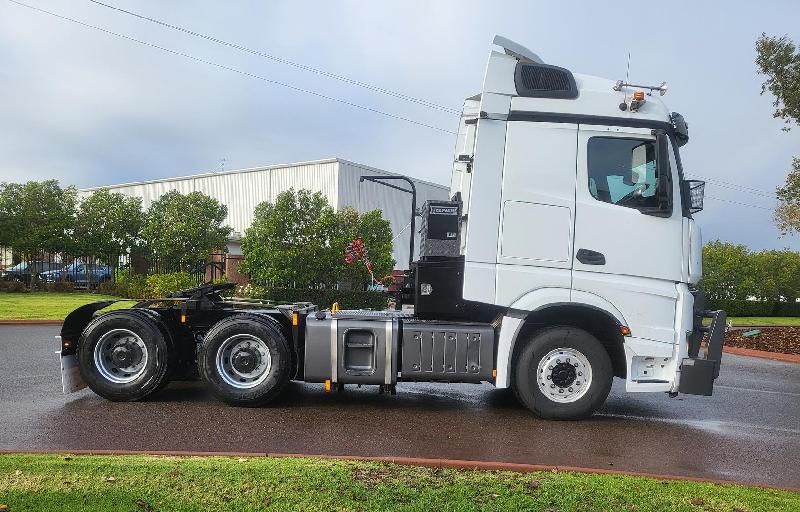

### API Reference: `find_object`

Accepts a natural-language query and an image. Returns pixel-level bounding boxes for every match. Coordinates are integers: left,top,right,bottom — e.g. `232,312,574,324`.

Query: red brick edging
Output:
0,449,796,492
723,346,800,363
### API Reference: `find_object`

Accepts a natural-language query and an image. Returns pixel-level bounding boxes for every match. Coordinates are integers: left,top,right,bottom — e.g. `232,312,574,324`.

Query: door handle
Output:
576,248,606,265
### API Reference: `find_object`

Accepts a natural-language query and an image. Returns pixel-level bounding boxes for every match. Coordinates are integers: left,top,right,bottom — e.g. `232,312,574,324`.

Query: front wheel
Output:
513,326,613,420
198,315,291,407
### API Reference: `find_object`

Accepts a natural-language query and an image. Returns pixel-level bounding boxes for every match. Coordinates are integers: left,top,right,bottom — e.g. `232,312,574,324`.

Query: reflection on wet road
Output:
1,325,798,488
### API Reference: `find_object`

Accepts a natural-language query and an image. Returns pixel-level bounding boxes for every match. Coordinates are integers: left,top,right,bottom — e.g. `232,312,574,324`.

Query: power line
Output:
687,173,776,198
705,195,773,211
6,0,458,135
86,0,463,116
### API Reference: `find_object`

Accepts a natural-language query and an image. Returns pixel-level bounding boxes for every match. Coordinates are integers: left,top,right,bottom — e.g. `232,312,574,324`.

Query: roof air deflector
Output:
493,35,544,64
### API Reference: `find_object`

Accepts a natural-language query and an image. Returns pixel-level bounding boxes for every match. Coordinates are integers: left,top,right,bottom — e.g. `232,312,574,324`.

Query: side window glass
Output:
587,137,661,210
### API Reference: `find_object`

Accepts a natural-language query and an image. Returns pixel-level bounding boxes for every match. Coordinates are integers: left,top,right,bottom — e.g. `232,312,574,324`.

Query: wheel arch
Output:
496,290,629,388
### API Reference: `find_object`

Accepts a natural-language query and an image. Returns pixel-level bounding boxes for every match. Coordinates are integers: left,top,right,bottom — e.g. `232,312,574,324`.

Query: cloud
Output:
1,0,799,250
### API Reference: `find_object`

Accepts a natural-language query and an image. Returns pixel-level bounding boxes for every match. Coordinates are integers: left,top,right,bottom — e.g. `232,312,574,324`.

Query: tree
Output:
756,34,800,233
699,241,756,301
0,180,76,258
74,189,145,259
240,189,339,288
774,158,800,235
0,183,17,249
756,33,800,130
335,207,395,288
751,248,800,303
142,190,232,272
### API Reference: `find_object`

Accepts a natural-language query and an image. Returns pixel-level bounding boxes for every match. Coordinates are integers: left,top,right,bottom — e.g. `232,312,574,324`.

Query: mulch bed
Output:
724,327,800,356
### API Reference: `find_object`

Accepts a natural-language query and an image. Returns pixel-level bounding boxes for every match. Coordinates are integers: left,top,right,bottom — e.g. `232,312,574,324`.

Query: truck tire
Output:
77,311,174,401
198,314,291,407
513,326,612,420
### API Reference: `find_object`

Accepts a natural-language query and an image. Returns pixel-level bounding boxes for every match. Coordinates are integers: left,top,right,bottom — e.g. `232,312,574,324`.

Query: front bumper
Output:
678,309,727,396
55,335,86,394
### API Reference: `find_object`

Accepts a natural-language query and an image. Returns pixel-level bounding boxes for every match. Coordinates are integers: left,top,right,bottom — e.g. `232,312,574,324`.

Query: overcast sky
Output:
1,0,799,250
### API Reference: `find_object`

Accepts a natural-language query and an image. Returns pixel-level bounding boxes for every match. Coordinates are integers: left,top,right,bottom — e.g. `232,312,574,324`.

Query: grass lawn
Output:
701,316,800,327
727,317,800,326
0,292,130,321
0,454,796,512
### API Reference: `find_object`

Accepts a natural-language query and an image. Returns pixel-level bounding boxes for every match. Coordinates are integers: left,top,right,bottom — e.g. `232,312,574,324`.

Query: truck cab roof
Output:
476,37,672,126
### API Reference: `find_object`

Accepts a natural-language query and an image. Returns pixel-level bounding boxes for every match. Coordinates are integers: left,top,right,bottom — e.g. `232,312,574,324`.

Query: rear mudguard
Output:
59,301,119,355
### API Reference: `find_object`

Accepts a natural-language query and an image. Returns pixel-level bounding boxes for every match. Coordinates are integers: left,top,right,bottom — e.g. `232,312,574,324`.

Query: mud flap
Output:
679,309,726,396
56,336,87,394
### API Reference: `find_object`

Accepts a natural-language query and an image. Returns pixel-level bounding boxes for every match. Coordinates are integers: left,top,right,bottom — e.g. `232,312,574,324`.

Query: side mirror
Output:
681,179,705,214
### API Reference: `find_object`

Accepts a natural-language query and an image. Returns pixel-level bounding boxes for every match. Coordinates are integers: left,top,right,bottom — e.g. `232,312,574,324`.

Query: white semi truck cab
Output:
56,37,726,419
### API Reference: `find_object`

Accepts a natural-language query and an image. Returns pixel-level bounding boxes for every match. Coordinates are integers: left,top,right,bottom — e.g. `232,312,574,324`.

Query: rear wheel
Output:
198,315,291,407
77,311,174,401
513,326,612,420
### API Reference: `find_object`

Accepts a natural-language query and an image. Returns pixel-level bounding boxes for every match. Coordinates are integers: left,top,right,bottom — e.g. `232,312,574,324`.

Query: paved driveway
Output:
1,325,798,488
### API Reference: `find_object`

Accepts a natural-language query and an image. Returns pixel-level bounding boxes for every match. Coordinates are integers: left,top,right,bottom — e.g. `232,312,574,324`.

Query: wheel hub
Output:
216,334,273,389
231,348,260,373
110,342,142,369
550,362,576,387
93,329,149,384
536,348,593,403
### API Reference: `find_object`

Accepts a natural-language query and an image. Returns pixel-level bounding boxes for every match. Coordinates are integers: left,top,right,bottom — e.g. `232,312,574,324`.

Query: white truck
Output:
56,36,725,419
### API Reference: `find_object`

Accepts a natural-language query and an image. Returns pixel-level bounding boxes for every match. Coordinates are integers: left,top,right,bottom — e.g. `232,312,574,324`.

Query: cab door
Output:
572,125,684,344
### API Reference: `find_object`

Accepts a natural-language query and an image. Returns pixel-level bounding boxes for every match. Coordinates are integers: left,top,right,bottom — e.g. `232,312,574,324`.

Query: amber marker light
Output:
633,91,645,101
292,312,299,326
619,325,632,336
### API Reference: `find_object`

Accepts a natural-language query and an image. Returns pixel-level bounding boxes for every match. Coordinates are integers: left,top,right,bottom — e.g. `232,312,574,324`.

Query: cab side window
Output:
587,137,662,211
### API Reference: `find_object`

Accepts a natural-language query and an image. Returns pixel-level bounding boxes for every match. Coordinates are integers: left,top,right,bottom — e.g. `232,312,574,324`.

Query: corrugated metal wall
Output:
79,159,339,241
79,158,448,269
337,160,449,269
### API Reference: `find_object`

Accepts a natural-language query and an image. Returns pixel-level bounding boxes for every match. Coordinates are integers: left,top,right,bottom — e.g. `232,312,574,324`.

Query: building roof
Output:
79,157,448,192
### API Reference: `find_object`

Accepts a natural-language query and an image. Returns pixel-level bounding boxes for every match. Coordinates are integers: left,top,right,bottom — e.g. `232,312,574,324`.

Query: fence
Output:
0,247,226,291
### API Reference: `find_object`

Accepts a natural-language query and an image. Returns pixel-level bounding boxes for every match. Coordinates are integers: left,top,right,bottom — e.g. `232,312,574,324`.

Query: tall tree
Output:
142,190,232,272
774,157,800,235
756,34,800,233
240,189,339,288
74,189,145,259
756,33,800,130
0,180,76,258
699,241,756,301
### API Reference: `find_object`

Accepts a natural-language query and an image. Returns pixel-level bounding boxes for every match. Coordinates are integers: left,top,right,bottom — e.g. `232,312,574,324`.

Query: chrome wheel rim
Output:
93,329,149,384
536,347,592,403
216,334,272,389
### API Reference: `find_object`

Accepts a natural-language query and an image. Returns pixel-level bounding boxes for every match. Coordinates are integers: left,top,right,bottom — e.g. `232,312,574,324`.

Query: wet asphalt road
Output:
1,325,799,489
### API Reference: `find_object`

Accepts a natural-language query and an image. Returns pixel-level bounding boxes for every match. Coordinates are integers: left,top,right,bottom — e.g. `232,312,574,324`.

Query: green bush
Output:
705,299,800,317
145,272,197,298
99,271,197,299
245,286,388,310
0,280,27,293
45,281,75,293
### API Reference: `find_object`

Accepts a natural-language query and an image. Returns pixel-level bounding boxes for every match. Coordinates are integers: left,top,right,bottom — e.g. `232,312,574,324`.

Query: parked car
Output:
40,262,112,288
1,261,62,285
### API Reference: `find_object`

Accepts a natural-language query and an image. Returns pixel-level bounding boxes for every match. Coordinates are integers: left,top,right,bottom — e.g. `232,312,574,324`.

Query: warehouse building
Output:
79,158,448,273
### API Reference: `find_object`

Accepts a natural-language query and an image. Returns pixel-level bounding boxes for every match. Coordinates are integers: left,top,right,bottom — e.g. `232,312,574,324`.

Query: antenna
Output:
216,157,227,173
625,52,631,84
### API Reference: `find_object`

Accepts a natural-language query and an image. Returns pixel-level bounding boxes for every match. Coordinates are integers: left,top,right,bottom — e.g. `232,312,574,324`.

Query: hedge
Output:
248,287,388,310
705,299,800,317
99,271,199,300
